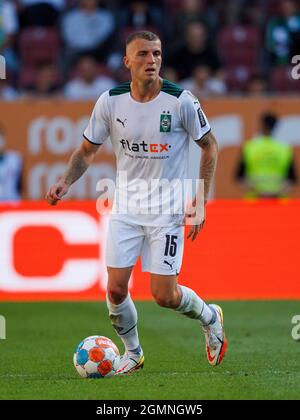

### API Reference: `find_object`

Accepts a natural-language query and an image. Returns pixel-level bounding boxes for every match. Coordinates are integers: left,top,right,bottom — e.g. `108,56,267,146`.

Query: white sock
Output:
106,293,141,354
175,285,215,326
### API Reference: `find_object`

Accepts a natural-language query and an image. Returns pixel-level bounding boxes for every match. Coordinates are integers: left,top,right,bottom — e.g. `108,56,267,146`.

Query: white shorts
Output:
106,219,184,275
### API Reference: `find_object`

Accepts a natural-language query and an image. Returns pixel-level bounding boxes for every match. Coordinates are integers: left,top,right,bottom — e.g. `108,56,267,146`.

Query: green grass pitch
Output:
0,301,299,400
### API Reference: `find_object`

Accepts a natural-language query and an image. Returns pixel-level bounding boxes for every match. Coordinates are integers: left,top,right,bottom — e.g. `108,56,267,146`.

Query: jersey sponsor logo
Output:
120,139,171,153
116,118,127,127
160,112,172,132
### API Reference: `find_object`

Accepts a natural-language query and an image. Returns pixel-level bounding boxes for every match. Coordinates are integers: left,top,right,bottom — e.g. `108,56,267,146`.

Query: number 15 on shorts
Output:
164,235,178,257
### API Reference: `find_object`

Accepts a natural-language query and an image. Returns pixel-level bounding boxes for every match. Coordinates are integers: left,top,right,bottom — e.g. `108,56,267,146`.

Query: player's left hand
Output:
184,200,206,241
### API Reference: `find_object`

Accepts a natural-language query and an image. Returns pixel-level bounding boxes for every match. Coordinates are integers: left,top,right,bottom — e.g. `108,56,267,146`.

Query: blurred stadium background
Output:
0,0,300,301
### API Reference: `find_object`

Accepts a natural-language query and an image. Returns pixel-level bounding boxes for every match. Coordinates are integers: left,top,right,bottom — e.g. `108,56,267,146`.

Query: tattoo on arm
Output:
200,154,217,198
197,130,212,148
197,131,218,200
63,149,89,186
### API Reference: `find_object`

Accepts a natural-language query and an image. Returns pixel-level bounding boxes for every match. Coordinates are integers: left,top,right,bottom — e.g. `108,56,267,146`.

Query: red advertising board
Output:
0,200,299,301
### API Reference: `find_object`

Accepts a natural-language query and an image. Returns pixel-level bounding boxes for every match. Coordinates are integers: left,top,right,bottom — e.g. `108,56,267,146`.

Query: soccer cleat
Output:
115,351,144,375
202,304,227,366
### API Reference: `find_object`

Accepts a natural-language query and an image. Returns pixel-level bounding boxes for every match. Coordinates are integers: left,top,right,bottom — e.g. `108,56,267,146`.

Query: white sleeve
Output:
83,91,110,145
179,90,211,142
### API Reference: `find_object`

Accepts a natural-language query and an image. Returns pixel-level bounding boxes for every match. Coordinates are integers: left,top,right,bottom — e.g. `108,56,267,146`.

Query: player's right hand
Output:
45,181,69,206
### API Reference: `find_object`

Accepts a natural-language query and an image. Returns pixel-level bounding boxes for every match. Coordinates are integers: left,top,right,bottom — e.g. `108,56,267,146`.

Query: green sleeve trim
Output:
161,79,184,98
109,82,131,96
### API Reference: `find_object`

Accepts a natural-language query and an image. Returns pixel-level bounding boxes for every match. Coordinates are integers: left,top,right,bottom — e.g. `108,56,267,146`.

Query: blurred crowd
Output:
0,0,300,101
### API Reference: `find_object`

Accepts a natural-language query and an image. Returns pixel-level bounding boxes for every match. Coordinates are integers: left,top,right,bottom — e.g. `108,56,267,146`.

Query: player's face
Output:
124,38,162,82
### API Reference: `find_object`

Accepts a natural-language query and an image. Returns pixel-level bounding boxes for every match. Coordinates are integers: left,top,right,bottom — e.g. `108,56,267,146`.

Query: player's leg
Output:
144,224,216,325
106,267,144,375
105,219,145,374
150,274,215,325
106,266,141,354
150,273,227,366
145,224,227,366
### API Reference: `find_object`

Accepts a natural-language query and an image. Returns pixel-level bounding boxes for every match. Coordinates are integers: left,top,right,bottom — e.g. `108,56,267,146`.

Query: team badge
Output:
160,113,172,132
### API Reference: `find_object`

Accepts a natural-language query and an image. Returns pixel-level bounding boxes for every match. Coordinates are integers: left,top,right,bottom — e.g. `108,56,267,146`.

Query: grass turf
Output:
0,301,299,400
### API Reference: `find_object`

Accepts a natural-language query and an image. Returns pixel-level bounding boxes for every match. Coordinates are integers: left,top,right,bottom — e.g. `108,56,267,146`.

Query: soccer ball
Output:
73,335,120,378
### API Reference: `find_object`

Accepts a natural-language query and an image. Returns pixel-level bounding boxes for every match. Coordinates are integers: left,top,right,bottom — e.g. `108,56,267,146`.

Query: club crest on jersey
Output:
160,113,172,132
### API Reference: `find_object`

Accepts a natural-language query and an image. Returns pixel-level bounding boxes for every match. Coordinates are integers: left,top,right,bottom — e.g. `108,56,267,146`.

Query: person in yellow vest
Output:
236,113,297,198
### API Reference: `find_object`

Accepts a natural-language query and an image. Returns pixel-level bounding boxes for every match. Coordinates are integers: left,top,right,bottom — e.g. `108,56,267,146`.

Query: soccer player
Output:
46,31,227,374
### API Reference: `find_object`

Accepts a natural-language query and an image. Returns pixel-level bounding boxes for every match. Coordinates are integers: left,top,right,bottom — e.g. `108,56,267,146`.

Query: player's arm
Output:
196,130,219,204
186,130,218,241
46,139,101,206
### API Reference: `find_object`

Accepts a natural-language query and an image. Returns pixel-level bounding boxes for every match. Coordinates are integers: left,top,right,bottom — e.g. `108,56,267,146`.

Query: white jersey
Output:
84,79,211,226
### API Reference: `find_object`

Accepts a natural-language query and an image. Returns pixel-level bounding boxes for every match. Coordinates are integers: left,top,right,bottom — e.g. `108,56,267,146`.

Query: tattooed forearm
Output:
197,131,218,201
62,140,100,186
200,154,217,200
63,148,90,186
198,130,212,148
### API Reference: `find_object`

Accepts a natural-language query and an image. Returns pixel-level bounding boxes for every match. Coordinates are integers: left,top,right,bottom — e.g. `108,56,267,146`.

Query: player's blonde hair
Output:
126,31,160,47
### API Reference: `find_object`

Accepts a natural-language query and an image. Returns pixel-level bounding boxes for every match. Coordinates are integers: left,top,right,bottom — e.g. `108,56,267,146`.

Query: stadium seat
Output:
18,66,36,88
19,27,61,67
224,66,260,92
265,0,281,17
270,66,300,93
221,49,259,67
218,25,261,68
164,0,183,15
67,62,113,81
219,25,261,48
19,65,62,89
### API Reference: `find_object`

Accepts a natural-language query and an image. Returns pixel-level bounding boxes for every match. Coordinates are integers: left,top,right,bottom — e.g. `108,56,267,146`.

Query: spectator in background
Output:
0,1,19,74
170,0,216,46
119,0,163,31
61,0,115,65
166,21,221,80
160,66,179,83
246,75,268,96
266,0,300,65
240,0,265,29
236,113,297,198
17,0,66,27
180,65,227,99
0,79,19,101
64,55,115,100
106,0,164,76
0,125,23,201
23,62,62,99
